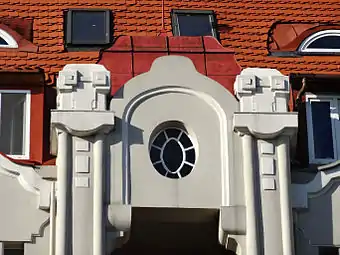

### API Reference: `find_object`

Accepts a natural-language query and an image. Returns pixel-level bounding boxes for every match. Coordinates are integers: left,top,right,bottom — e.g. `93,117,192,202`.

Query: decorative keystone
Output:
93,71,108,87
234,75,256,96
270,76,288,91
58,70,78,91
234,68,290,113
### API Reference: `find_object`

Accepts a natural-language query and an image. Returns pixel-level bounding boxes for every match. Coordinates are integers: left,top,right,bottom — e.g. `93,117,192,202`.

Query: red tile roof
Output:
1,0,340,80
98,36,240,95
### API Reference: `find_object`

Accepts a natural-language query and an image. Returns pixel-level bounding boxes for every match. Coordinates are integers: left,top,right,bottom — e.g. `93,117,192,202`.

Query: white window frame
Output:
299,30,340,53
306,93,340,164
0,29,18,49
0,90,31,159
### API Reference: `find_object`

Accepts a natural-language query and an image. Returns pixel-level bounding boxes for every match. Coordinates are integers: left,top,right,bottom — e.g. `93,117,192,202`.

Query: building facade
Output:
0,1,339,255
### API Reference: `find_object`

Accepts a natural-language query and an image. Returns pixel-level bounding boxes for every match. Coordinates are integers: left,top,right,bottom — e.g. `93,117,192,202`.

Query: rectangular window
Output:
306,94,340,164
0,90,30,159
3,242,24,255
171,10,217,38
65,9,112,49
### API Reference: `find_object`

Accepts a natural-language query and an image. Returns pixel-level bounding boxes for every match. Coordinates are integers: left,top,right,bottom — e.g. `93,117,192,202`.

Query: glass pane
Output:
311,101,334,159
177,14,213,36
163,139,183,172
318,246,339,255
0,93,26,155
308,36,340,49
152,131,166,147
0,37,8,45
72,11,107,44
165,128,181,138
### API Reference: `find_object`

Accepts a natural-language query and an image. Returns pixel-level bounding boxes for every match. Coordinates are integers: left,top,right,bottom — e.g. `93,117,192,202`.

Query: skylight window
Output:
299,30,340,53
0,29,18,48
65,9,112,50
171,10,217,38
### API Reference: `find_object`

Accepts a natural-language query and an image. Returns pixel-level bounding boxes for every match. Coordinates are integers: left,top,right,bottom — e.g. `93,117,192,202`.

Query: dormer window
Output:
299,30,340,54
64,9,112,51
171,10,217,38
0,29,18,48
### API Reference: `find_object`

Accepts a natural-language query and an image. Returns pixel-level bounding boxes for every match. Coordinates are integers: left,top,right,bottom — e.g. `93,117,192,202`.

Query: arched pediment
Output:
0,24,37,52
0,28,18,48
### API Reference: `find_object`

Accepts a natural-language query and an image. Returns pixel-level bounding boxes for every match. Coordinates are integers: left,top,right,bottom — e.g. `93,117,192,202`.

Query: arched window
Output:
0,29,18,48
299,30,340,53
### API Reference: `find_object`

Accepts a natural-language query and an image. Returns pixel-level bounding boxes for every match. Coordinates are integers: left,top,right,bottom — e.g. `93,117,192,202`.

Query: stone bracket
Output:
51,110,115,137
219,206,246,235
233,112,298,139
107,204,132,232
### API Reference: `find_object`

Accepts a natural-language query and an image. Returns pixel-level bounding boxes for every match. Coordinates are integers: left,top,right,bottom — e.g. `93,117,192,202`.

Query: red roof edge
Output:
105,35,235,53
98,36,241,95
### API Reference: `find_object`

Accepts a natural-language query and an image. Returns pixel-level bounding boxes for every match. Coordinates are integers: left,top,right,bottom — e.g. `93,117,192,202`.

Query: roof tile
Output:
0,0,340,77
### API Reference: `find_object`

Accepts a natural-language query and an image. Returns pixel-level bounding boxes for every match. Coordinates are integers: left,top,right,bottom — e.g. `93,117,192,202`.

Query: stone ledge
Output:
233,112,298,139
51,110,115,137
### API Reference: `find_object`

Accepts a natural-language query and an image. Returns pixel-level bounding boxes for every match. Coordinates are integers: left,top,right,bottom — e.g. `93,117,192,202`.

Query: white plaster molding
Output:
109,56,240,250
234,68,289,113
233,112,298,139
110,56,238,209
0,154,51,209
56,64,110,111
107,204,131,232
51,110,115,137
292,165,340,208
120,86,231,208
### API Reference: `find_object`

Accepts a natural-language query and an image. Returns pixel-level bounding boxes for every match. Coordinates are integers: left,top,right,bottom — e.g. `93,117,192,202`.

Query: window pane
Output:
0,37,8,45
72,11,107,44
308,36,340,49
318,246,339,255
311,101,334,159
0,93,26,155
177,14,213,36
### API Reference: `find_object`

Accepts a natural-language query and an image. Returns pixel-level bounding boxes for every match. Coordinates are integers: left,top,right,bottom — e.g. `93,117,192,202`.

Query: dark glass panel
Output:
185,149,196,164
153,131,166,147
180,163,193,178
0,37,8,45
177,14,213,36
179,133,193,148
154,162,167,176
308,36,340,49
72,11,107,44
162,139,183,172
311,101,334,159
150,146,160,163
165,128,181,138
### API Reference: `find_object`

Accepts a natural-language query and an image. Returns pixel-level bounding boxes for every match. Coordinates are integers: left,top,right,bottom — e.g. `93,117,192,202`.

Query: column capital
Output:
233,68,297,139
51,64,114,137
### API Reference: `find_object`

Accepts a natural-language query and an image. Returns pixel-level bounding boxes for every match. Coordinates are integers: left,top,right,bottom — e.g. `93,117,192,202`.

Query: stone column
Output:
234,68,298,255
51,64,114,255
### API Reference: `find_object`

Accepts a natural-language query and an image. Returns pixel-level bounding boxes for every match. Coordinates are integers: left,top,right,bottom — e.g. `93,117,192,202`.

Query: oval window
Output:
149,127,196,179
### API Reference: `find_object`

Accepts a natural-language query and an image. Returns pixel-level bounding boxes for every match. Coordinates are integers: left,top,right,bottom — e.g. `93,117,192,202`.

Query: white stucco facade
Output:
1,55,339,255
